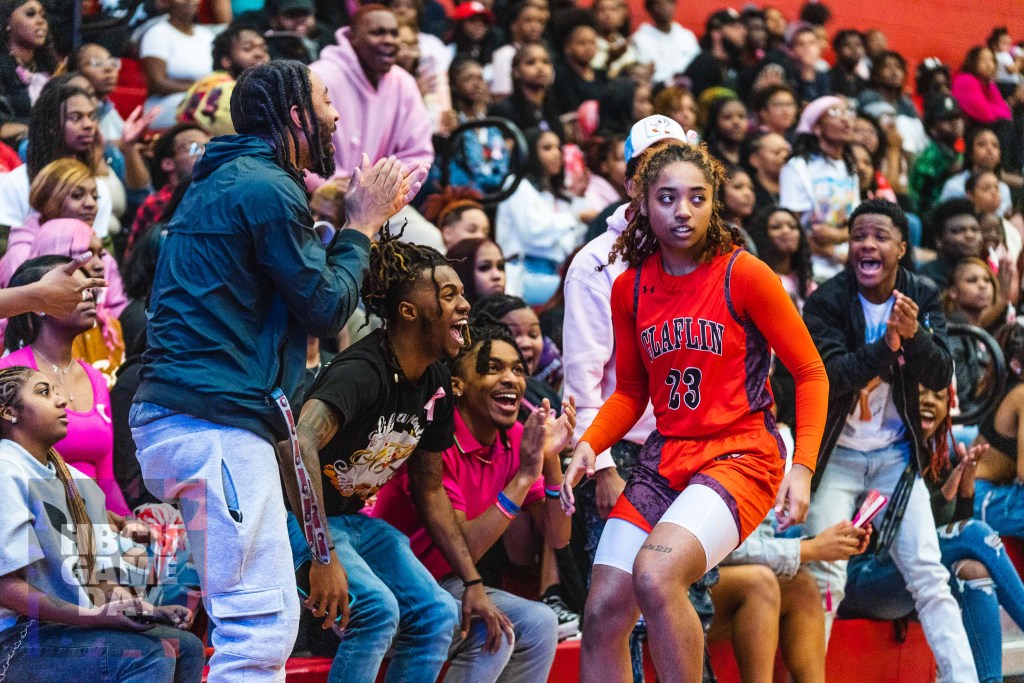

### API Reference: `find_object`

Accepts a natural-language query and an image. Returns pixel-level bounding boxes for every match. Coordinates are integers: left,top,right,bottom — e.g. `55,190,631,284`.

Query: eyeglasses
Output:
88,57,121,70
825,106,856,120
188,142,206,158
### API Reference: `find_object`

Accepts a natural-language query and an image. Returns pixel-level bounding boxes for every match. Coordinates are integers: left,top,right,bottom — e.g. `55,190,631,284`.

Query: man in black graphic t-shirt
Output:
309,328,456,515
286,232,513,683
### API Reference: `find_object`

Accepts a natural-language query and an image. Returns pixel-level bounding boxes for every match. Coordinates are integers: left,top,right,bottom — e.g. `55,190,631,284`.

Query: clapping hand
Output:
343,154,430,237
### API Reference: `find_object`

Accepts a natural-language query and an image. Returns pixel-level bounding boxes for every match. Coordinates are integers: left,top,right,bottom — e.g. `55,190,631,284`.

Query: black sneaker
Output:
541,593,580,641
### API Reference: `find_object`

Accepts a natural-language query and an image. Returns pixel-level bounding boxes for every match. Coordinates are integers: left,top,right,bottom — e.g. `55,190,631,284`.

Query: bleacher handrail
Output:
946,322,1005,426
435,116,528,208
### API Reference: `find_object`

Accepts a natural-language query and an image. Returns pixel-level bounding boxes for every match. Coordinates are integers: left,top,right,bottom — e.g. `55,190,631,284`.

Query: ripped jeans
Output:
841,518,1024,683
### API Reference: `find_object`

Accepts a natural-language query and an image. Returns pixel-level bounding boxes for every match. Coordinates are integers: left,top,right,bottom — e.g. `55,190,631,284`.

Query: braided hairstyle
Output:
230,60,335,181
27,84,103,181
921,384,954,483
362,221,454,329
0,365,96,587
605,140,743,270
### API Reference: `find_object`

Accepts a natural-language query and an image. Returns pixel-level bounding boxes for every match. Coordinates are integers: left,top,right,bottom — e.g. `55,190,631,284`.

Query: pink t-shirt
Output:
0,347,129,515
372,410,544,579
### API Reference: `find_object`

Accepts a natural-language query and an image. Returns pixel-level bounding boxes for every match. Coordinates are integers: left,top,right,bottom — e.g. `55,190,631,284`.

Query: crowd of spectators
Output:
4,0,1024,680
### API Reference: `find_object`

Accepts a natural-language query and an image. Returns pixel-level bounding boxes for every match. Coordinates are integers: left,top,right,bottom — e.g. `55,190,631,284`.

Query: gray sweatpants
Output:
131,404,301,683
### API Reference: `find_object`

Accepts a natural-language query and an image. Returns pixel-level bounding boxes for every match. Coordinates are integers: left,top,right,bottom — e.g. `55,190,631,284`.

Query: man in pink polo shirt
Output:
373,322,575,683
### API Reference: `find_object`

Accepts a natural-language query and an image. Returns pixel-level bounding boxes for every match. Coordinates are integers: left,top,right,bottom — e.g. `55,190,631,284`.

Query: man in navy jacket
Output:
130,60,428,681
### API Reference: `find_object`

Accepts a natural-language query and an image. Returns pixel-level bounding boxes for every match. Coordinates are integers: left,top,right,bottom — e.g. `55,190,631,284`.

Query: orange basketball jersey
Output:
581,247,827,476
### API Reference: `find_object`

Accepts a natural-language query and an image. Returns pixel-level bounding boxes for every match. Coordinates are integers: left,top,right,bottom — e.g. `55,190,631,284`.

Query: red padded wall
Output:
633,0,1021,76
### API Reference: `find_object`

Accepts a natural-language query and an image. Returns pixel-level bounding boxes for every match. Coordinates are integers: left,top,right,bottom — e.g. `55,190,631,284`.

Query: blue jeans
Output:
842,519,1024,683
975,479,1024,537
0,619,205,682
287,513,460,683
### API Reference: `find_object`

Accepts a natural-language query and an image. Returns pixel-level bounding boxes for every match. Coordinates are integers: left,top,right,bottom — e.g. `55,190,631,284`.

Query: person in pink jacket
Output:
307,5,433,190
952,46,1012,125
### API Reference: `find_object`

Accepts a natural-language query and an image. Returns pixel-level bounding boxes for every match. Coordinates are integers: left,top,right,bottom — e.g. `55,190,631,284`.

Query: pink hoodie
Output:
308,27,434,189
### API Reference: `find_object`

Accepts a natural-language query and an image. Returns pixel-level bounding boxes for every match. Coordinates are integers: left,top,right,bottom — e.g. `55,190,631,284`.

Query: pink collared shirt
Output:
371,410,544,579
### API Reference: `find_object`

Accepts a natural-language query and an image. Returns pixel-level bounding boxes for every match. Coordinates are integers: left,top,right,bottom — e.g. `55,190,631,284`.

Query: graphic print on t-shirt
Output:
323,412,424,501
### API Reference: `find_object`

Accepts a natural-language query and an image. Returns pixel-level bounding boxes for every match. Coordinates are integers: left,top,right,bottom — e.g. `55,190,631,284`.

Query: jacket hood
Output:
192,135,278,182
606,203,630,235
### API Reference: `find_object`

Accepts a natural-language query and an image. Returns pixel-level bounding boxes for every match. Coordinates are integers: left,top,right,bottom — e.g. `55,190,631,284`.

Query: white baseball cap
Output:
624,115,697,161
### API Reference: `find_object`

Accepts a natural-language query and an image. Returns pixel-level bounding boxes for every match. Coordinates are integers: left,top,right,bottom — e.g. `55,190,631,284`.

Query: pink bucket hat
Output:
795,95,845,135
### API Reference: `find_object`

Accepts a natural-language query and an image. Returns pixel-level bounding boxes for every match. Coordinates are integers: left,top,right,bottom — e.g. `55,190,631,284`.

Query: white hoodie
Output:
562,204,657,470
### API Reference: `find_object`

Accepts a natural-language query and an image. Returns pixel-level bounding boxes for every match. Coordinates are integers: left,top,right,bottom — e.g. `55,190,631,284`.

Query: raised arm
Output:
803,286,898,396
734,254,828,472
734,254,828,528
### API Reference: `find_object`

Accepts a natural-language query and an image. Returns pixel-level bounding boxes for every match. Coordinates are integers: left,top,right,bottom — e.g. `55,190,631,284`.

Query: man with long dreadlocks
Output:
288,224,513,682
129,59,429,681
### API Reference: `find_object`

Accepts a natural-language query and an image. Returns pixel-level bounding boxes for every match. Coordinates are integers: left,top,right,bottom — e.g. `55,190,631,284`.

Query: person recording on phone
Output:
233,0,331,64
801,199,979,682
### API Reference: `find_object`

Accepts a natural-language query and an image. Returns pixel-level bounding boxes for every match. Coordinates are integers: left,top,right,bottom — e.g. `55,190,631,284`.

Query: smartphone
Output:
296,559,353,623
127,610,177,626
851,489,888,529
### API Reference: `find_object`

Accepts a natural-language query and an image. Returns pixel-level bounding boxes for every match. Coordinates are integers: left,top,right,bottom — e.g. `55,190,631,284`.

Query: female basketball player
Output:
560,139,829,682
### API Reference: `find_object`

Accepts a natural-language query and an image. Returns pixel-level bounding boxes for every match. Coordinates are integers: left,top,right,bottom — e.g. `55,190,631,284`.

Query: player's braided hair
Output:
603,140,743,271
362,220,453,327
231,60,334,182
0,366,95,586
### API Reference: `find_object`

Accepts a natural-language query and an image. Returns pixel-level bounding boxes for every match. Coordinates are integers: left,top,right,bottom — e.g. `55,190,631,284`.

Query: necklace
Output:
33,348,76,404
381,330,408,385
